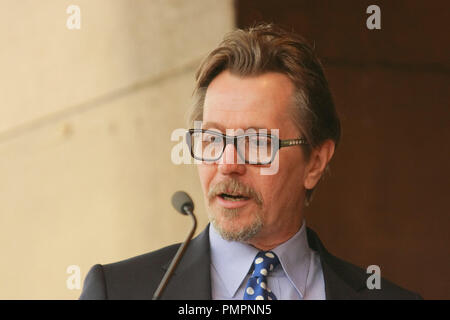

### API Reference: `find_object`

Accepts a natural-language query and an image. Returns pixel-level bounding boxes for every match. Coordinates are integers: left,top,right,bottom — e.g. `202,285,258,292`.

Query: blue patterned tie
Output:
243,251,280,300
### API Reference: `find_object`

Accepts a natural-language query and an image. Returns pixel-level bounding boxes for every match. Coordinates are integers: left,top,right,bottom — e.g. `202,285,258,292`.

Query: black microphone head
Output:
171,191,194,215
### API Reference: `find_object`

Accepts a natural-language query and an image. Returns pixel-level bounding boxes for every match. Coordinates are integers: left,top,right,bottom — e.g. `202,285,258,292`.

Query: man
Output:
80,24,421,300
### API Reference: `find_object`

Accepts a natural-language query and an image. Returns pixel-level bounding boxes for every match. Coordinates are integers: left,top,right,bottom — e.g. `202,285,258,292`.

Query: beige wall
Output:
0,0,234,299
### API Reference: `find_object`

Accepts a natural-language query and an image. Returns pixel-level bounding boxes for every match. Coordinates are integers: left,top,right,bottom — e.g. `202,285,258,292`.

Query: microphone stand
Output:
152,205,197,300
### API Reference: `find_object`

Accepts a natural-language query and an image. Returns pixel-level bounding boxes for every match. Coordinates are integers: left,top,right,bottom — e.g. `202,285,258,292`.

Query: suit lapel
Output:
320,259,363,300
306,227,366,300
160,225,212,300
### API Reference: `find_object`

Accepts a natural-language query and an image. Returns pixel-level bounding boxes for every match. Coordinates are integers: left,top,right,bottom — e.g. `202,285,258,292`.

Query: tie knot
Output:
251,251,279,277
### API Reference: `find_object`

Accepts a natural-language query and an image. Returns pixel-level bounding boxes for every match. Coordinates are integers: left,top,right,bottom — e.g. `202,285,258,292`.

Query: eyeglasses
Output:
186,129,308,165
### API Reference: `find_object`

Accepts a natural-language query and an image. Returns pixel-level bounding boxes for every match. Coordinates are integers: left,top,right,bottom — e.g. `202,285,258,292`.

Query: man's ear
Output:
303,140,336,190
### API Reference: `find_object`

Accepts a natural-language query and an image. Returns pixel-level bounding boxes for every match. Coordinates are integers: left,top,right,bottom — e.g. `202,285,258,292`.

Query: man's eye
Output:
258,139,268,146
249,138,268,147
204,135,221,144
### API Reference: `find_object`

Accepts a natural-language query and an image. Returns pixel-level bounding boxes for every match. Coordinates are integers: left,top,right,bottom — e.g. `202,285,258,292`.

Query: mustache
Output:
207,178,263,206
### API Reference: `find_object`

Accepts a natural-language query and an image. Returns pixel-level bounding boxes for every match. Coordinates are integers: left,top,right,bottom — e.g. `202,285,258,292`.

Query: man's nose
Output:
217,143,246,175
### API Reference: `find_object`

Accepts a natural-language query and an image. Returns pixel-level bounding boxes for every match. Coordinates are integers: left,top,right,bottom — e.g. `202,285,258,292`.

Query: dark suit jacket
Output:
79,225,422,300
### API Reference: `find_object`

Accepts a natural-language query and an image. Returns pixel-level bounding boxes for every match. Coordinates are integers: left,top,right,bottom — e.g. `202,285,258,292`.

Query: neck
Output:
247,219,304,251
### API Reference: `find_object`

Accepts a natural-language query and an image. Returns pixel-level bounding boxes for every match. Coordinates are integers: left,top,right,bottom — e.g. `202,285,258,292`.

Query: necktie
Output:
243,251,280,300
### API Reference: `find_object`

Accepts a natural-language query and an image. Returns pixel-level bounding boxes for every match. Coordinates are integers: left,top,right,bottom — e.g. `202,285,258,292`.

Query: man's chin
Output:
209,210,263,242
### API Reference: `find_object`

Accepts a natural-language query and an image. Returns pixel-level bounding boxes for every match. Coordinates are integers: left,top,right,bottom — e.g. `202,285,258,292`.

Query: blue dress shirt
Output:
209,221,326,300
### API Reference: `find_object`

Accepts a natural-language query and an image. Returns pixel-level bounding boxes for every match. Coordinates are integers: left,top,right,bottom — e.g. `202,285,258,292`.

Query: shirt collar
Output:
209,220,312,298
209,224,258,297
272,221,311,298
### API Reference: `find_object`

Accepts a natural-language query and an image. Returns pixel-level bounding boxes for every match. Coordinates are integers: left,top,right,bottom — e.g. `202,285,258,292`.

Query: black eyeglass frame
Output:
186,129,308,165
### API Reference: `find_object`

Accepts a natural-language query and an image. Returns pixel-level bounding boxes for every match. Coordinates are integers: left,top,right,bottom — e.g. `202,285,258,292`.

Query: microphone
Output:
171,191,195,216
152,191,197,300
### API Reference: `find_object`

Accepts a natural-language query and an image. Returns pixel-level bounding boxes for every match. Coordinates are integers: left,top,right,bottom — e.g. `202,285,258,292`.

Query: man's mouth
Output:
218,193,250,202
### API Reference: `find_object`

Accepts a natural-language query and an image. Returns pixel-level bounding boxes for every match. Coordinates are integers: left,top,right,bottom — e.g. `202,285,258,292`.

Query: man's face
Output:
197,70,309,248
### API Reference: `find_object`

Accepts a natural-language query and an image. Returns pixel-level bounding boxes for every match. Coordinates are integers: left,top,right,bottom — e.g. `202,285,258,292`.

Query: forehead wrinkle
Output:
204,75,287,113
203,109,294,137
202,71,298,136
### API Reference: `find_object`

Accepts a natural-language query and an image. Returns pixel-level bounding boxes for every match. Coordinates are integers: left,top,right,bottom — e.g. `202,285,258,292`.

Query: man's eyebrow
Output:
202,121,225,131
202,122,270,132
